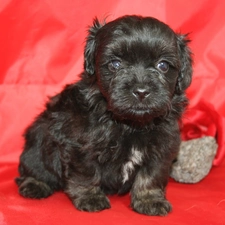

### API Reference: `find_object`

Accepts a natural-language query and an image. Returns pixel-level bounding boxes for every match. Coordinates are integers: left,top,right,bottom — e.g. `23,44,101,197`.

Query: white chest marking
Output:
122,147,143,183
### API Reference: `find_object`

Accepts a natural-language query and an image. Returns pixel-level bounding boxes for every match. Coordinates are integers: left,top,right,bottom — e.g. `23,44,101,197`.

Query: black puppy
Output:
16,15,192,216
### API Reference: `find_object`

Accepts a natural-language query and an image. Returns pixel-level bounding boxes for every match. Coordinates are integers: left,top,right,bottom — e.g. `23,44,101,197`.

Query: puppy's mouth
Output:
129,107,152,116
108,104,163,123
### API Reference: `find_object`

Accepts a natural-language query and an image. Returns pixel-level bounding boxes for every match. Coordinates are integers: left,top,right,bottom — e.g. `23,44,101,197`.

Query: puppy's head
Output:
84,15,192,123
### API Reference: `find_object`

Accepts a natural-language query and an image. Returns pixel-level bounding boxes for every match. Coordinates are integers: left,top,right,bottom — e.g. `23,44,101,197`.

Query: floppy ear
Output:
176,34,193,94
84,18,103,75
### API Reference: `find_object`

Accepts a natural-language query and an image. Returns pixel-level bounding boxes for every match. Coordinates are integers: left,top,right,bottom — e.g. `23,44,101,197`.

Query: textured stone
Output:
170,136,218,183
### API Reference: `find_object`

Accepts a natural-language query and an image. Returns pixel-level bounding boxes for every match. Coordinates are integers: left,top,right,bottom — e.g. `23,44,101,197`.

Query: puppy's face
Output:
84,16,192,122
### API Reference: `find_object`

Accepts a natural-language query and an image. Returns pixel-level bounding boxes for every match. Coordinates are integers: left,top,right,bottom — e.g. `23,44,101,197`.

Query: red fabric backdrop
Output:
1,0,225,224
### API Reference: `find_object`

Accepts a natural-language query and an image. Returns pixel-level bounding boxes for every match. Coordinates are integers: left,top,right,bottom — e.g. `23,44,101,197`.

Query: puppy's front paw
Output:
131,197,172,216
17,177,53,199
74,193,111,212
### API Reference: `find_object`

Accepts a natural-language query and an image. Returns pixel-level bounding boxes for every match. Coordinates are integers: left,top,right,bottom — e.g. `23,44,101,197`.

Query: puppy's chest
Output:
120,146,144,183
98,134,146,185
86,120,150,186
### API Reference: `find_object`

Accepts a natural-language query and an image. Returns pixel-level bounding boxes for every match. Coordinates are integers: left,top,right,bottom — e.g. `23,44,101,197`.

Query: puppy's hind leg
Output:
15,177,54,199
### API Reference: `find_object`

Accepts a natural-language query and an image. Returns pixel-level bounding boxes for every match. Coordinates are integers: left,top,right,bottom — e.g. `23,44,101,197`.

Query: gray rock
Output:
170,136,218,183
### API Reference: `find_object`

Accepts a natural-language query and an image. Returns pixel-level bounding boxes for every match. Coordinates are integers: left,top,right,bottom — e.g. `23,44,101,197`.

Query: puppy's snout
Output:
132,88,150,101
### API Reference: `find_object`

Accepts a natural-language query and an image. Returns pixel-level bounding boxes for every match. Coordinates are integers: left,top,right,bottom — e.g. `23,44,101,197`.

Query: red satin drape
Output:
182,100,225,165
1,0,225,224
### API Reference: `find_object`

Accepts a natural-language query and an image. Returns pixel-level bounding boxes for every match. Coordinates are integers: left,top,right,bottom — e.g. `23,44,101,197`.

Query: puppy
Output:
16,15,192,216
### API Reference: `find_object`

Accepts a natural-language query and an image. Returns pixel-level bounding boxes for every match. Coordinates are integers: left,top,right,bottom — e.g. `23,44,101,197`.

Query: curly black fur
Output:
16,15,192,216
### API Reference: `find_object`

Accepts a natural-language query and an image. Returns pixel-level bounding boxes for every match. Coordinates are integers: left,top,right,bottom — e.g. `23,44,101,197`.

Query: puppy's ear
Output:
176,34,193,94
84,18,104,75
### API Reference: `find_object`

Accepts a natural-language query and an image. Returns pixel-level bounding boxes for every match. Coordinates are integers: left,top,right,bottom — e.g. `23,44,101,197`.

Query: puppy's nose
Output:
132,88,150,101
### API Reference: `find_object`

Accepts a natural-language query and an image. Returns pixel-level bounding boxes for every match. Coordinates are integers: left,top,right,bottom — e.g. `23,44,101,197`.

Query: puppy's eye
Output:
108,60,121,72
156,61,169,73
